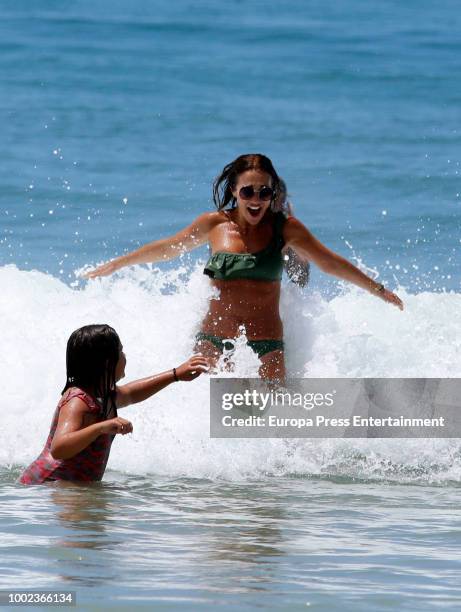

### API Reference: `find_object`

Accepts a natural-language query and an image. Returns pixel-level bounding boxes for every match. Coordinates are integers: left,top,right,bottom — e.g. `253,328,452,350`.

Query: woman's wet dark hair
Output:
272,178,291,215
62,324,121,419
213,154,284,211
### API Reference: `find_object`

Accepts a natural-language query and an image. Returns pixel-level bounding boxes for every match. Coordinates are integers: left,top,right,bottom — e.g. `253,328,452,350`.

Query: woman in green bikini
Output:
85,153,404,380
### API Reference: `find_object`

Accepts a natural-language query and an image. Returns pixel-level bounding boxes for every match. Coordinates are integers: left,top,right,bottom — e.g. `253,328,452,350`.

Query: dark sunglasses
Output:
238,185,274,201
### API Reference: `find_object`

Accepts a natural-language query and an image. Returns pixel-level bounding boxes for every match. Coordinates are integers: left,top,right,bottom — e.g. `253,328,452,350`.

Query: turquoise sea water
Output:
1,1,461,609
2,0,460,291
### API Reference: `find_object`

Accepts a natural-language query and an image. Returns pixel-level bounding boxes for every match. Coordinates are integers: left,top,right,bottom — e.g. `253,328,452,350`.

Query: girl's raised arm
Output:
284,217,404,310
116,354,209,408
84,212,217,279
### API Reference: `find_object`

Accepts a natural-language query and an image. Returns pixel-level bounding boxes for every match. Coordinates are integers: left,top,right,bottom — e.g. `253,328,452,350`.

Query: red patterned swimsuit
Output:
19,388,115,485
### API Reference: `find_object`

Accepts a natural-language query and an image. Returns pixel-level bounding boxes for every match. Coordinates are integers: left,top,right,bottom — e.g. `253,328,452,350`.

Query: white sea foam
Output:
1,263,460,484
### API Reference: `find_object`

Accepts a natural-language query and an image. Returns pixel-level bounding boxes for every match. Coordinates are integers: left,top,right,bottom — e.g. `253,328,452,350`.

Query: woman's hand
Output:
99,417,133,435
175,354,210,381
378,288,404,311
83,260,119,279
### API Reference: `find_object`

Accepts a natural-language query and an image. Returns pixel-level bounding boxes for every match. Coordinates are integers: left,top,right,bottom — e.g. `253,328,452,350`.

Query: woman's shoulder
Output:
204,210,231,224
191,210,229,231
279,215,314,247
194,210,235,237
282,214,308,231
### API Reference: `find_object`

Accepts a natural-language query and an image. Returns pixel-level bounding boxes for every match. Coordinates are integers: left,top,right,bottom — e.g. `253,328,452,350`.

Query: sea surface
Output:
1,1,460,610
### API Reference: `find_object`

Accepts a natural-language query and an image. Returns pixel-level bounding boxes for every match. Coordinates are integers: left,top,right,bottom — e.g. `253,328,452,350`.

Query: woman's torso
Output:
202,210,286,340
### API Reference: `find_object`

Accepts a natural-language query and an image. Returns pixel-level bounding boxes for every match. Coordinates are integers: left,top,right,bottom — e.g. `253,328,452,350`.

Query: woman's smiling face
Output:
232,169,274,226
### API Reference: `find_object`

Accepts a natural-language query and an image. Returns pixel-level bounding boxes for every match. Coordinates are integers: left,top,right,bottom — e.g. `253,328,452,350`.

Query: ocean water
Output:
1,1,461,610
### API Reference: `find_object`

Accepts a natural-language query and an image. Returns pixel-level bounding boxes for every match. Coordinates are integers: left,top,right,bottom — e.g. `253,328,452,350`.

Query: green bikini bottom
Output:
196,331,284,358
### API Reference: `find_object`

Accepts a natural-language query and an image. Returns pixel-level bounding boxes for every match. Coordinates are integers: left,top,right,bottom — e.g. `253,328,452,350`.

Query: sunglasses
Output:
238,185,274,201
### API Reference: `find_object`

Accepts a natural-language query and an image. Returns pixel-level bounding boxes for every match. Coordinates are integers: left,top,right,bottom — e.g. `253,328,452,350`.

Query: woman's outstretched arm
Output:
284,217,404,310
83,212,218,279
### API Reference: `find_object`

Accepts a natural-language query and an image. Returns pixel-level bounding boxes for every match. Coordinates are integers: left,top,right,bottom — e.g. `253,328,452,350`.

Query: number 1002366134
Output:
0,591,76,606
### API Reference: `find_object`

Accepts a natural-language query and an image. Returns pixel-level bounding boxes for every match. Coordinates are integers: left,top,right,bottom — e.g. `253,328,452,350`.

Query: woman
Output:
85,154,403,379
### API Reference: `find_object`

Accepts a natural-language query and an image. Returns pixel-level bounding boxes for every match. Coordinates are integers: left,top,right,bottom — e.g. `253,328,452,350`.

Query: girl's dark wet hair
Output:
62,324,121,419
213,154,285,211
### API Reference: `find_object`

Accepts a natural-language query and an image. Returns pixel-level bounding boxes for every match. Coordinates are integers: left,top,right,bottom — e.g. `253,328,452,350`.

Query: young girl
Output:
19,324,208,485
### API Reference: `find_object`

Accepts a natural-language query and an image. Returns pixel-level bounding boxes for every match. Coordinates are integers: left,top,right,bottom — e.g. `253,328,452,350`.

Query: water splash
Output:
2,263,460,485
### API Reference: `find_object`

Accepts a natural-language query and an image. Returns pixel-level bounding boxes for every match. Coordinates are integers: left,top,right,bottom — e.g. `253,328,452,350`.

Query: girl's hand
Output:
379,289,404,311
83,260,118,279
99,417,133,435
176,354,210,381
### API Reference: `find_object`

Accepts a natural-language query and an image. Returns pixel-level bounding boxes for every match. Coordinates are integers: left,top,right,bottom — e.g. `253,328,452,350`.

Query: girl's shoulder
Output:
59,387,101,414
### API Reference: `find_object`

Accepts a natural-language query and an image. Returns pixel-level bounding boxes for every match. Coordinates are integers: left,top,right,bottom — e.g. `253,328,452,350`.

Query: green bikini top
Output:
204,212,287,282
